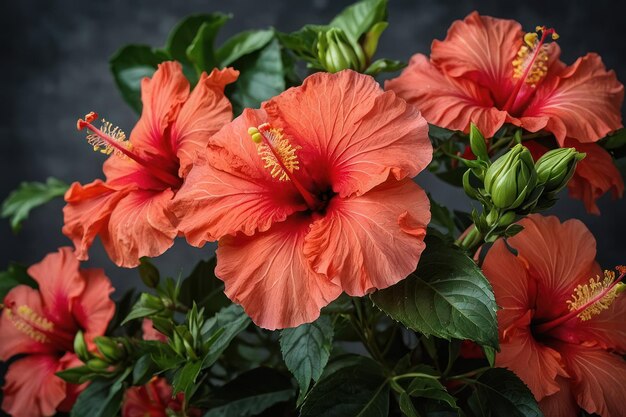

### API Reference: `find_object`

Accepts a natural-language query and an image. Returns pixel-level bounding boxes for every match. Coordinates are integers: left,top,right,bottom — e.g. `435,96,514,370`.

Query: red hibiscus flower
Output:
171,70,432,330
483,214,626,417
122,377,200,417
386,12,624,143
0,247,115,417
63,61,238,267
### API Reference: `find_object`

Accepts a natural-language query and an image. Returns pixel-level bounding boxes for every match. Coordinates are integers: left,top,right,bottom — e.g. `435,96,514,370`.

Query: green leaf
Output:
172,360,202,398
132,353,158,385
2,178,68,233
185,14,231,75
200,304,250,369
121,293,165,325
179,257,229,314
138,257,160,288
301,356,389,417
204,367,294,417
406,377,457,410
468,368,543,417
277,25,326,66
371,234,499,348
428,195,457,236
216,29,275,67
166,13,229,66
227,38,289,115
70,370,130,417
56,366,103,385
109,45,170,113
329,0,388,42
279,315,334,403
600,127,626,159
364,58,405,75
0,263,36,300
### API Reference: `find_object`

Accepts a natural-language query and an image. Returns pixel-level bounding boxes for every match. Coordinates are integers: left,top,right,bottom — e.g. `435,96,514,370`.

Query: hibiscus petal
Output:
559,344,626,417
265,70,432,197
565,140,624,215
573,296,626,352
128,61,190,158
216,215,342,330
102,189,178,267
172,109,304,246
72,268,115,349
0,286,52,359
538,376,580,417
1,354,67,417
172,67,239,178
495,322,569,400
524,53,624,144
386,54,509,138
506,215,599,319
26,247,85,326
304,179,429,296
62,180,129,261
430,11,520,105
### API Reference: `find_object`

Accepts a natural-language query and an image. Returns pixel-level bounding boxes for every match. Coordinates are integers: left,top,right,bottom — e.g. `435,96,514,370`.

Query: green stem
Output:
455,224,484,253
447,366,491,380
391,372,440,382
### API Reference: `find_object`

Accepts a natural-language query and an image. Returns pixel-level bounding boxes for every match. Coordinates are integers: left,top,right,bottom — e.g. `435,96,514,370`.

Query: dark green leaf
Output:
70,370,130,417
329,0,387,42
216,29,275,67
166,13,230,68
301,355,389,417
0,263,36,300
138,257,160,288
227,39,288,115
429,195,457,236
179,257,229,314
468,368,543,417
200,304,250,369
371,234,499,348
2,178,68,233
364,58,405,75
109,45,170,112
121,293,165,325
277,25,326,66
185,14,231,75
56,366,102,385
599,127,626,159
172,360,202,398
132,353,158,385
279,315,334,402
204,367,294,417
406,377,457,410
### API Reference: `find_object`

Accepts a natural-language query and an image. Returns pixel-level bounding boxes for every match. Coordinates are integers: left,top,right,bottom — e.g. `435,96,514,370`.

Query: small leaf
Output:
2,178,69,233
468,368,543,417
216,29,275,67
137,257,160,288
329,0,388,42
56,366,101,385
406,377,457,410
204,367,294,417
364,58,405,75
70,370,130,417
227,38,289,115
185,14,231,76
279,315,334,402
301,355,389,417
172,360,202,398
121,293,165,325
200,304,250,369
428,195,457,236
277,25,326,66
132,353,158,385
371,234,499,348
0,263,36,300
178,257,229,314
109,45,170,113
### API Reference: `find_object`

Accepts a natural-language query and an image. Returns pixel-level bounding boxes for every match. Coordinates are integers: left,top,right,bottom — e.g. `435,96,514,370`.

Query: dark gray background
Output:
1,0,625,298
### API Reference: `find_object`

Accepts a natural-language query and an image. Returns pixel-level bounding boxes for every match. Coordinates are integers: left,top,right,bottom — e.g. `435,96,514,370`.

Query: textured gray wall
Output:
1,0,625,300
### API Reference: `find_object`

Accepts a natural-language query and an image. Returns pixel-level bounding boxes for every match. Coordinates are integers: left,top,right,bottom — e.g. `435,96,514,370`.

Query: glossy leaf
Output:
329,0,387,42
371,234,499,348
121,293,165,325
166,13,229,68
216,29,275,67
2,177,68,233
364,58,405,75
172,360,202,398
279,315,334,402
0,263,36,300
200,304,250,369
109,45,170,113
179,257,229,314
185,14,231,75
70,370,130,417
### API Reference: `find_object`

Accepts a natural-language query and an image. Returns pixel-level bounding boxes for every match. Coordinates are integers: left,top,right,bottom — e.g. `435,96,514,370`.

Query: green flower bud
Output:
73,330,90,362
86,357,110,371
498,211,517,228
484,144,537,210
535,147,585,194
318,28,367,73
469,123,489,162
95,337,125,363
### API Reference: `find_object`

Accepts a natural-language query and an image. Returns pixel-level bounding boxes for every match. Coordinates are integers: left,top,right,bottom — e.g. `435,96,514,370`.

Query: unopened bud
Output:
535,147,585,194
86,357,110,371
469,123,489,162
95,337,125,363
73,330,90,362
484,144,537,210
318,28,366,73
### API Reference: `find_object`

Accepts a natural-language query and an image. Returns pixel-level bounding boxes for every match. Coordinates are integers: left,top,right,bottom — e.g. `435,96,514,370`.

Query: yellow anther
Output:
6,305,53,343
524,32,538,48
251,124,301,181
567,270,623,321
248,127,263,144
535,25,543,32
82,118,129,157
551,32,560,40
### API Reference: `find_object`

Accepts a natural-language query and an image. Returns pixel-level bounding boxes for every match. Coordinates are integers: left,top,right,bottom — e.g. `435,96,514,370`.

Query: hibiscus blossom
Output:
63,61,238,267
122,377,200,417
171,70,432,330
386,12,624,143
0,247,115,417
525,140,624,214
483,215,626,417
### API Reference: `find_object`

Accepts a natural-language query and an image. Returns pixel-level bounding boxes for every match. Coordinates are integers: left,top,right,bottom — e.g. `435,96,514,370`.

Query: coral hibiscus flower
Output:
386,12,624,143
63,61,238,267
171,70,432,330
525,140,624,214
122,377,200,417
0,247,115,417
483,215,626,417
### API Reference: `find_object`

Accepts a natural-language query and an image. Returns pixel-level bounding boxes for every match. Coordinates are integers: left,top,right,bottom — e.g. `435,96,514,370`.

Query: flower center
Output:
77,112,182,188
503,26,559,113
533,266,626,335
248,123,326,211
4,303,75,350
